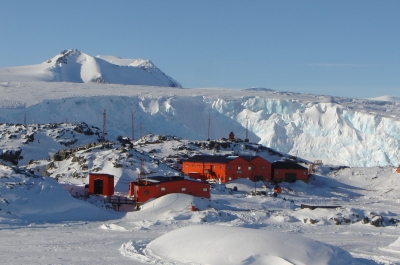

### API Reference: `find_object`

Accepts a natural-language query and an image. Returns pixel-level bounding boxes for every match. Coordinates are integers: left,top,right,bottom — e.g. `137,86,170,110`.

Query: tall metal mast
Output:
207,113,210,141
245,119,249,142
132,113,135,142
102,110,106,142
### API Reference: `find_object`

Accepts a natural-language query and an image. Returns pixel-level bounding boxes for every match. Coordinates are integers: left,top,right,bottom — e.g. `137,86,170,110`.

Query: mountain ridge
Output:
0,49,181,87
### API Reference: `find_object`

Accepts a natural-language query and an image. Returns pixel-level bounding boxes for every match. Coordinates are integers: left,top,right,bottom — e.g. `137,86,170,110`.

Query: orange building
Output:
271,161,309,183
128,176,210,204
88,173,114,196
182,155,271,183
397,167,400,173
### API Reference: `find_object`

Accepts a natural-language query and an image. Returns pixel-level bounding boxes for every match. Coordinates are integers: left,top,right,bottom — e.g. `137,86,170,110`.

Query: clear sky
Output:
0,1,399,98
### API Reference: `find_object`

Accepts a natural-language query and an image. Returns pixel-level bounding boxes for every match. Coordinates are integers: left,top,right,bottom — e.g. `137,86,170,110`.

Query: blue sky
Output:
0,1,399,98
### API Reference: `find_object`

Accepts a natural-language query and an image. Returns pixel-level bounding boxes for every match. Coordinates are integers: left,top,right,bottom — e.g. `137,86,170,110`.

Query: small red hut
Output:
128,176,210,204
88,173,114,196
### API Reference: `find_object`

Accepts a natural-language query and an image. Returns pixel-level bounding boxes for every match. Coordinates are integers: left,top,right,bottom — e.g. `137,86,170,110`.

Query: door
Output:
285,173,296,182
94,179,103,194
254,175,263,182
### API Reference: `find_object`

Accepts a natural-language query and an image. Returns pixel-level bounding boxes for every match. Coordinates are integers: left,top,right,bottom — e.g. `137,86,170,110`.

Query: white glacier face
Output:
0,82,400,167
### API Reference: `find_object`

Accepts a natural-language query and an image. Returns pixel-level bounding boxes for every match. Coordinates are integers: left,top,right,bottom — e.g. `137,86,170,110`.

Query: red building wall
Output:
272,168,309,183
225,158,253,182
88,173,114,196
129,179,210,203
249,157,272,182
182,156,272,183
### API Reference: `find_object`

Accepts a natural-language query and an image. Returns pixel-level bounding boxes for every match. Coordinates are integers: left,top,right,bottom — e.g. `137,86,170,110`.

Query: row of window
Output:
143,187,208,195
186,165,266,170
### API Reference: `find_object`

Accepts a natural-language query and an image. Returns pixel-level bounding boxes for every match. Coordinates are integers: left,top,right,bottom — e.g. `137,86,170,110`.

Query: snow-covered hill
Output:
1,82,400,167
0,49,181,87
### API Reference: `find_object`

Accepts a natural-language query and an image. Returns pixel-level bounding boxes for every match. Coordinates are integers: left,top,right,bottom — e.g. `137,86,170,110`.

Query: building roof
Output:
89,172,114,178
185,155,271,164
240,155,270,162
133,176,208,186
272,161,308,170
184,155,238,163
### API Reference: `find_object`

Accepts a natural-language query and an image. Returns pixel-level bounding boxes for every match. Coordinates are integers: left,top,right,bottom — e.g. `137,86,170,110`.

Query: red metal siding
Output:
249,157,272,182
272,169,309,183
88,173,114,196
182,156,272,183
132,179,210,203
226,158,253,181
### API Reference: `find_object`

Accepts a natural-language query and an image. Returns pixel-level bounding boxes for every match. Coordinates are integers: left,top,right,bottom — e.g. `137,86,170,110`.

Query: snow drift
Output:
0,164,122,222
138,225,359,265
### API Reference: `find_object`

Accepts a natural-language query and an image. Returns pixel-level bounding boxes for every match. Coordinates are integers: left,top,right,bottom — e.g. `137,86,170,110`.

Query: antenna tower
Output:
207,113,210,141
132,113,135,143
102,110,106,142
245,119,249,142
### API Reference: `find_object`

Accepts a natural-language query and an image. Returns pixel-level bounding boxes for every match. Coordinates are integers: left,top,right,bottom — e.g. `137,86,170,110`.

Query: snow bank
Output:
141,225,359,265
0,165,122,223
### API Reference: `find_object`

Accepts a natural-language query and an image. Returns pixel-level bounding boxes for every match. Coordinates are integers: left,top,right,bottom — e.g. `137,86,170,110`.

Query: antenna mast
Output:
245,119,249,142
132,113,135,143
102,109,106,142
207,113,210,141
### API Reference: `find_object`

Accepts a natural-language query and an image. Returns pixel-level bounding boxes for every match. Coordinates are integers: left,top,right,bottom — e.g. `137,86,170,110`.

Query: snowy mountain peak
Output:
45,49,82,65
0,49,182,87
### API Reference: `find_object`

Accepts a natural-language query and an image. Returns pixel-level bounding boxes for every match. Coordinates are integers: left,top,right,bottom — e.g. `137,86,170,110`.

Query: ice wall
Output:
1,92,400,167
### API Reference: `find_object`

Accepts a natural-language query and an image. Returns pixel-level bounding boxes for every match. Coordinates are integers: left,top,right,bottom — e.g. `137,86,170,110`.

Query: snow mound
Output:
384,237,400,252
139,225,359,265
100,223,128,231
140,193,210,212
123,193,211,225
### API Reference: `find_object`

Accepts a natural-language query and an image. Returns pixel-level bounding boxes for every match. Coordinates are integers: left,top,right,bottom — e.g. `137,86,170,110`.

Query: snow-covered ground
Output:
1,128,400,264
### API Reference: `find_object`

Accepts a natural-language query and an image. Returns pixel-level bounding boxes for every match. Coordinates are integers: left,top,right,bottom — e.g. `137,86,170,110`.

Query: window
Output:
220,166,222,169
198,165,200,168
238,166,241,170
203,188,208,192
228,177,232,180
248,166,252,170
144,190,149,195
182,188,186,191
275,171,278,174
161,187,166,191
227,166,231,170
303,172,307,175
262,166,265,169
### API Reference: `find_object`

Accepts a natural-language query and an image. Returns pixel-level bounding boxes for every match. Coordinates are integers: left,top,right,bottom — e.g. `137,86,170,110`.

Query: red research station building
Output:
271,161,309,183
88,173,114,196
128,176,210,204
182,155,272,183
